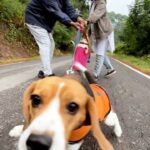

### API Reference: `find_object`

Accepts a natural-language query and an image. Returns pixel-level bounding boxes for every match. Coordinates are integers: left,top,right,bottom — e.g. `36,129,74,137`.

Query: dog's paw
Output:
114,125,123,137
9,125,24,137
67,141,83,150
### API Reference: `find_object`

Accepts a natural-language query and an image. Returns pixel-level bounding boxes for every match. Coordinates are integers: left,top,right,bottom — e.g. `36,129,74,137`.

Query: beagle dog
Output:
9,64,122,150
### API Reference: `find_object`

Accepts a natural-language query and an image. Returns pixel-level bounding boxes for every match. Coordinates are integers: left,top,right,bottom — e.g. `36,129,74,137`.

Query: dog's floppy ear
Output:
23,82,36,129
87,96,114,150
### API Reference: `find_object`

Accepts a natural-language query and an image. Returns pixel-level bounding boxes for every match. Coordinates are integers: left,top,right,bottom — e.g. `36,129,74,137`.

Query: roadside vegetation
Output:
110,53,150,75
0,0,88,55
109,0,150,74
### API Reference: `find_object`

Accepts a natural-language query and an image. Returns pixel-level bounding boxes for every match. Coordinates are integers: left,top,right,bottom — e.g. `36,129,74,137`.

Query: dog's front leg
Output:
9,125,24,137
104,110,122,138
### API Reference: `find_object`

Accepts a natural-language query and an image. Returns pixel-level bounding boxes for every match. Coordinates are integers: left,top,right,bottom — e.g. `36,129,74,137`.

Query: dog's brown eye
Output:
31,95,41,107
67,102,79,115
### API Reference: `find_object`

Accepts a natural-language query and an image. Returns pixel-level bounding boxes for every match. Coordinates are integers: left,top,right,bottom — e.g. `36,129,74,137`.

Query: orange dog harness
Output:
69,83,111,143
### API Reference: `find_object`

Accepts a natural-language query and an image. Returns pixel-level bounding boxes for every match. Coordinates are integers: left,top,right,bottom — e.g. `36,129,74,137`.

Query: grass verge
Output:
0,56,39,65
110,53,150,75
0,49,65,65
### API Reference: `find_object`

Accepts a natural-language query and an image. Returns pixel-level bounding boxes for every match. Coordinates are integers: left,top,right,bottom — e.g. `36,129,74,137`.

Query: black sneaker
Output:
38,70,55,79
48,73,55,77
104,69,116,77
94,75,99,81
38,70,45,79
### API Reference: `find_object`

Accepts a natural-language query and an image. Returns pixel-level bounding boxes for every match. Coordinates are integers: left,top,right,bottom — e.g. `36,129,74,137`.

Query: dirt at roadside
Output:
0,24,38,62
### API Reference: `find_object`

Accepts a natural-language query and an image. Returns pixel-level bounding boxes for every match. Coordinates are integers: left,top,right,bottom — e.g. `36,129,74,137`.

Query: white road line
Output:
0,59,71,92
113,58,150,80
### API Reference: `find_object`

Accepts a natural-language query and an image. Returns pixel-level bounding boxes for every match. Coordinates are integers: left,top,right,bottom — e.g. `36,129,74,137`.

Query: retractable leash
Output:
66,28,90,75
80,28,89,45
66,29,81,75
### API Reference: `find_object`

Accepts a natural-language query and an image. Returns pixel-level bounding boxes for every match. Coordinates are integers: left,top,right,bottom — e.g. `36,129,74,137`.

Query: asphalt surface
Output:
0,55,150,150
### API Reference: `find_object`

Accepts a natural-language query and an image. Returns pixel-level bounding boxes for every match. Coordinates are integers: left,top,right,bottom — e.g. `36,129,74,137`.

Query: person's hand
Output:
84,20,88,26
85,19,91,25
70,21,81,30
77,16,87,27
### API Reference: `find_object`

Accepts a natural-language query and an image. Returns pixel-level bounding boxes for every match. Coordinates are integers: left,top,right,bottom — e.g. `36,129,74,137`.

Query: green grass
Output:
109,53,150,75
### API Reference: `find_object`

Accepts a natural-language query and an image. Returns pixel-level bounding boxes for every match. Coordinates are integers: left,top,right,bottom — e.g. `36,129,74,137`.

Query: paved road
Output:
0,56,150,150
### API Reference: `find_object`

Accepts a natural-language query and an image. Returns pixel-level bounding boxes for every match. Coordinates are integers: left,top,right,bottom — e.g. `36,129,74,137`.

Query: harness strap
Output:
79,71,94,98
78,71,94,125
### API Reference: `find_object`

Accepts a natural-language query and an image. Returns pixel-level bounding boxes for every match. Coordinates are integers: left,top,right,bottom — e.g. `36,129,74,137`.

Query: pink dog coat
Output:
73,43,90,71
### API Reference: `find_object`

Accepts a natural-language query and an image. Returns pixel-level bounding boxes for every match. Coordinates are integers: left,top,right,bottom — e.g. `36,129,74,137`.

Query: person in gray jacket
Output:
25,0,85,78
88,0,116,80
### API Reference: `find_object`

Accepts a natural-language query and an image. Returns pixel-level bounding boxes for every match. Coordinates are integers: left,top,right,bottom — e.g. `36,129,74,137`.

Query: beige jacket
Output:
89,0,113,40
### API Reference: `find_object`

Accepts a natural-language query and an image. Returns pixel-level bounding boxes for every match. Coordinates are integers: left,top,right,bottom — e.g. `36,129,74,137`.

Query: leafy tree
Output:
123,0,150,56
108,12,127,44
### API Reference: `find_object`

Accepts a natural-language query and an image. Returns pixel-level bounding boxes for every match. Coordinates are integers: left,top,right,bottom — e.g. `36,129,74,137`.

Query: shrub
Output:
115,42,127,54
53,23,75,52
0,0,25,26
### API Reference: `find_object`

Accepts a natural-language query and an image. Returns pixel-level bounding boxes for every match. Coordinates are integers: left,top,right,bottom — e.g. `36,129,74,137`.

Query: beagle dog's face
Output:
19,77,90,150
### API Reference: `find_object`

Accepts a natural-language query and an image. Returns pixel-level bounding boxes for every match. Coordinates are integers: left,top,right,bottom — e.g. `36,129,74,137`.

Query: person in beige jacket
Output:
88,0,116,80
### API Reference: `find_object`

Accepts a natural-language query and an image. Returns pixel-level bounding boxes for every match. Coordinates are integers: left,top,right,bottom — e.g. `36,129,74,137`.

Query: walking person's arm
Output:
41,0,74,26
64,0,79,22
64,0,85,24
88,0,106,23
41,0,83,29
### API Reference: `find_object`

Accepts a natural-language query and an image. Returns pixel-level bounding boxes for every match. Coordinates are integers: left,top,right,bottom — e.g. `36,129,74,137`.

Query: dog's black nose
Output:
27,134,52,150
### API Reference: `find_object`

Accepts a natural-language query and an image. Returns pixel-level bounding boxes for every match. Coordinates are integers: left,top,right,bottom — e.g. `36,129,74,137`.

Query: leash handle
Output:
81,29,89,45
79,24,90,45
75,29,82,46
